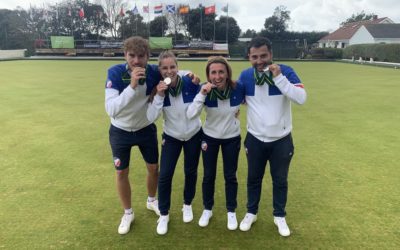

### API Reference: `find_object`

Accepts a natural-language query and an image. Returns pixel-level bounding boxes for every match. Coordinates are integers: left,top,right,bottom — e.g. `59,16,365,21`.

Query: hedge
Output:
343,44,400,63
310,48,343,59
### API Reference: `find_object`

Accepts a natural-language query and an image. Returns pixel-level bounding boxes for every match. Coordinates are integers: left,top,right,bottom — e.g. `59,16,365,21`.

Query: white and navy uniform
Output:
239,64,306,216
105,63,161,170
147,75,202,216
187,82,245,212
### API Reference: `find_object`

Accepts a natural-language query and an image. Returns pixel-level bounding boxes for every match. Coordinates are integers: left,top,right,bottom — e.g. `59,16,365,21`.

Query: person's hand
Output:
268,64,281,77
200,82,216,95
187,72,201,85
235,109,240,118
130,67,146,89
156,80,168,97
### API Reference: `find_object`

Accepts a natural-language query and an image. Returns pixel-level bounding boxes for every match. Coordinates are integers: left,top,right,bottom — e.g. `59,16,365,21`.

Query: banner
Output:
179,6,189,14
213,43,229,51
154,4,162,14
204,5,215,15
166,5,175,14
50,36,74,49
149,37,173,49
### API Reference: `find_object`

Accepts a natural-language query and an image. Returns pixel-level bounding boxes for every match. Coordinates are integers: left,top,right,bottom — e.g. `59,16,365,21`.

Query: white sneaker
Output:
227,212,238,230
146,200,161,216
239,213,257,231
274,217,291,237
182,204,193,223
156,215,169,235
198,210,213,227
118,212,134,235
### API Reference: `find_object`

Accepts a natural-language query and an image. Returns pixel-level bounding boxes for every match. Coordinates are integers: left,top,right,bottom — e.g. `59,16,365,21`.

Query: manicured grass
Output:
0,60,399,249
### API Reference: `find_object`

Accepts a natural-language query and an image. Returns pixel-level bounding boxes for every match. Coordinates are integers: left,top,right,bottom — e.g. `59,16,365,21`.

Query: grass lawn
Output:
0,59,399,249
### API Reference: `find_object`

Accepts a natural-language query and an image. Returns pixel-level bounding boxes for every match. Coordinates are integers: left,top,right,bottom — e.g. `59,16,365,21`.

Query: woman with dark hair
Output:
187,56,245,231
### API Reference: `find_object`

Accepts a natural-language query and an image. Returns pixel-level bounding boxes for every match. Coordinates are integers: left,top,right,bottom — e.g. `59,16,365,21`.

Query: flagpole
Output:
148,4,150,38
226,4,229,44
135,5,138,35
213,5,216,42
187,8,190,40
200,5,203,40
174,5,177,43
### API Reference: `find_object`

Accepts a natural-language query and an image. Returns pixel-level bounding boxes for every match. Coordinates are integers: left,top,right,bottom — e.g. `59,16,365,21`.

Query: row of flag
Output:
37,4,228,20
127,4,228,16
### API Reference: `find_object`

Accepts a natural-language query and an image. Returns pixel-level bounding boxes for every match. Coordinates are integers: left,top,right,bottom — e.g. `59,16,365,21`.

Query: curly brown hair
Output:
123,36,150,56
205,56,236,89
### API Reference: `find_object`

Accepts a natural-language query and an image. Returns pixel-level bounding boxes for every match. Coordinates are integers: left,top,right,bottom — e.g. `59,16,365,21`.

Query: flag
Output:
119,6,125,17
204,5,215,15
143,5,149,13
154,4,162,14
79,8,84,18
166,5,175,14
222,4,228,13
132,4,138,15
43,9,48,21
179,6,189,14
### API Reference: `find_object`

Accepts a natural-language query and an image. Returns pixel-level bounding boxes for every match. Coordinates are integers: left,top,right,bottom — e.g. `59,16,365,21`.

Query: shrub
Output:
343,44,400,63
310,48,342,59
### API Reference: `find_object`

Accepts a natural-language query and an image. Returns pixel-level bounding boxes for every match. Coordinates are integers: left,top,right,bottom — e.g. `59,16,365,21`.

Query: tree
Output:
0,8,34,51
98,0,125,39
214,16,241,43
241,29,257,38
181,6,216,40
263,5,290,34
150,16,168,37
341,11,376,26
120,11,148,39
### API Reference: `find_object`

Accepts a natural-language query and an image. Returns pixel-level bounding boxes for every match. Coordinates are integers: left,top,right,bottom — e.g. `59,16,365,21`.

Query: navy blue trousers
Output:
201,134,241,212
244,132,294,217
158,130,202,216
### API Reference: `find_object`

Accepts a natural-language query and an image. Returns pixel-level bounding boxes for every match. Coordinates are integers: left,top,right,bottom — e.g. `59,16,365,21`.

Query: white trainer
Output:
274,217,291,237
227,212,238,230
182,204,193,223
146,200,161,216
239,213,257,231
198,210,213,227
156,215,169,235
118,212,134,235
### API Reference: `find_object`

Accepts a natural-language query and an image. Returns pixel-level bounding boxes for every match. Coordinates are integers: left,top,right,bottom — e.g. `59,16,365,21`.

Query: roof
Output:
364,24,400,38
319,17,392,42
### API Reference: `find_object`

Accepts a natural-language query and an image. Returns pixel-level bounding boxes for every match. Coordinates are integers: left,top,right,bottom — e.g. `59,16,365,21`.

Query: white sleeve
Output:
274,74,307,105
105,86,137,118
187,92,206,119
147,94,164,123
178,70,191,76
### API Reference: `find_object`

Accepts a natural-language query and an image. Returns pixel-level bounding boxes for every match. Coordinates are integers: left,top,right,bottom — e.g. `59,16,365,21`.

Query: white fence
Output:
0,49,27,59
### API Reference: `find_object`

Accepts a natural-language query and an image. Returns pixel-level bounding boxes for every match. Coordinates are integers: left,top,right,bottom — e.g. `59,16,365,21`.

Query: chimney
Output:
373,15,378,20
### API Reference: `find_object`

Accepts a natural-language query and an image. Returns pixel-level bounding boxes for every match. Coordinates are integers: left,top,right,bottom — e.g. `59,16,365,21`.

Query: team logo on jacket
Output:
113,157,121,168
106,80,112,88
162,138,166,146
245,147,248,155
201,141,208,151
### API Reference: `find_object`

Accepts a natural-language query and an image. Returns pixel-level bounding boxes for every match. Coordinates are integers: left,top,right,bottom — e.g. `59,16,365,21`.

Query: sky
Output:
1,0,399,33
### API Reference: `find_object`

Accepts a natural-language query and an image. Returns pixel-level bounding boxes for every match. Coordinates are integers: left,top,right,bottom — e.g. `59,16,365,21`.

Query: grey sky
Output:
1,0,399,32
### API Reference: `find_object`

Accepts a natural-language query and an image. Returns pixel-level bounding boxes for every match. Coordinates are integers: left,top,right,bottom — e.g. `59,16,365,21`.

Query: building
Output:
318,16,394,48
351,24,400,45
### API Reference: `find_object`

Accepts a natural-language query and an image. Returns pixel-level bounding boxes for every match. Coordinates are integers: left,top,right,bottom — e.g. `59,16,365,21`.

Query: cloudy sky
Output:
1,0,399,32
